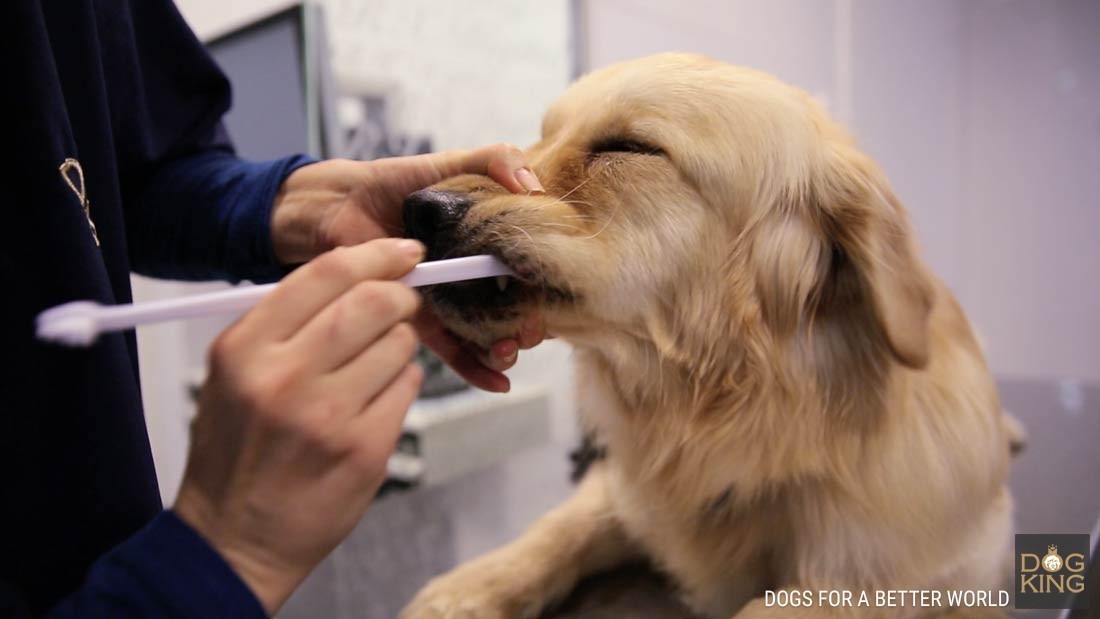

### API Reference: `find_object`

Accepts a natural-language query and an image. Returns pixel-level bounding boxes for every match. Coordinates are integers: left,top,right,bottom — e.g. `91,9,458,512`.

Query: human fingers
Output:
380,143,544,195
413,310,510,393
324,322,420,410
242,238,423,343
351,363,425,454
284,281,420,372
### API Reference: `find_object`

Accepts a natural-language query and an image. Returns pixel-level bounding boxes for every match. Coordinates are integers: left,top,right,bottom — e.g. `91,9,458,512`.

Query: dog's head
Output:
406,53,933,384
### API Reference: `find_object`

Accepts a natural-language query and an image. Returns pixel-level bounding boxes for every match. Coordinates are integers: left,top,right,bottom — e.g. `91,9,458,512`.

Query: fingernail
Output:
494,340,518,363
397,239,425,258
514,167,545,194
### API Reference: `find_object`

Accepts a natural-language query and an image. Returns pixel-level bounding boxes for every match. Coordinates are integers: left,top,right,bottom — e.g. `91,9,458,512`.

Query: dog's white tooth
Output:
496,276,508,292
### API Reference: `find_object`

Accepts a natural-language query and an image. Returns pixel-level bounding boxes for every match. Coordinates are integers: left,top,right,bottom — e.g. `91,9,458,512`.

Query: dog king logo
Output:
1015,534,1090,609
1042,545,1063,572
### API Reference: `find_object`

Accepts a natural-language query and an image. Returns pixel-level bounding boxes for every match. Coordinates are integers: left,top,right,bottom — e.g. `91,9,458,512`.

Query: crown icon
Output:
1048,544,1058,554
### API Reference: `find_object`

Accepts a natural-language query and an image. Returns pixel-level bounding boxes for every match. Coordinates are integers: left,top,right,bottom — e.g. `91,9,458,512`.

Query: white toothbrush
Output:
37,255,513,348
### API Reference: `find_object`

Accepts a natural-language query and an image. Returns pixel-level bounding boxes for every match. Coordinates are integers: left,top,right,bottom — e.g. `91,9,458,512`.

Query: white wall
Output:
581,0,1100,382
954,0,1100,382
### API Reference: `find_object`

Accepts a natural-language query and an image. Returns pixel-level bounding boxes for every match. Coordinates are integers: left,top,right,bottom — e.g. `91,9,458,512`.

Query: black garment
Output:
1,0,311,615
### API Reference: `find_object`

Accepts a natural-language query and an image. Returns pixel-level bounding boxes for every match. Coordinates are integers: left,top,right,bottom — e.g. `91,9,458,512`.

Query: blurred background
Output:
132,1,1098,616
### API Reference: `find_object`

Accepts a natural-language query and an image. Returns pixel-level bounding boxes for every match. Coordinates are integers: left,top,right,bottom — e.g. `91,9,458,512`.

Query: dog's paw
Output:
400,560,545,619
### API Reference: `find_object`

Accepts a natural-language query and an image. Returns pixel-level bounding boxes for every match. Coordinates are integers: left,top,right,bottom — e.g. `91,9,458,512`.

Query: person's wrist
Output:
271,180,335,266
271,159,363,265
174,485,305,615
212,537,305,616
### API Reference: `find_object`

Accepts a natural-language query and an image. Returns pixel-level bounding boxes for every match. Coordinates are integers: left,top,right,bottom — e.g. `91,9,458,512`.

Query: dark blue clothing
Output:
1,0,314,616
47,512,270,618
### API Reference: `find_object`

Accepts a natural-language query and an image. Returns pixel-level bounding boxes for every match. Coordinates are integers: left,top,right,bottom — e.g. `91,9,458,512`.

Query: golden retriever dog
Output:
399,53,1016,618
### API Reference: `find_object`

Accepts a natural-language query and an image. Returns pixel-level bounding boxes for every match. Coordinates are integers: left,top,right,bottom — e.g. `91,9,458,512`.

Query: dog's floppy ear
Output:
814,143,934,368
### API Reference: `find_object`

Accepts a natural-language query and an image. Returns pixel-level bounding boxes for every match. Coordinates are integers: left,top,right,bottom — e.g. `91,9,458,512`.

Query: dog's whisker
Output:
580,197,622,240
549,158,616,206
533,222,588,234
507,224,550,294
556,176,595,203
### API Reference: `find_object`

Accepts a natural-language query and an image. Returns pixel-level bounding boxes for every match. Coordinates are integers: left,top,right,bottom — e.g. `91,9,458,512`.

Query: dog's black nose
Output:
403,189,472,257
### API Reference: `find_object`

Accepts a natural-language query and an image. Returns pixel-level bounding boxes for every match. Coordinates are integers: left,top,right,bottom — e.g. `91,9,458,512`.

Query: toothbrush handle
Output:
95,255,513,330
97,284,277,330
400,254,512,287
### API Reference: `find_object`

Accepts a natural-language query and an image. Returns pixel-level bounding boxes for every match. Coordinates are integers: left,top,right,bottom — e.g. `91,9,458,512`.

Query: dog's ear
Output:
813,143,934,368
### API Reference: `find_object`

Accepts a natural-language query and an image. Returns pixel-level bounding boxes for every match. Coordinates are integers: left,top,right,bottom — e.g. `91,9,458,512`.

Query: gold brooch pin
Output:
59,158,99,247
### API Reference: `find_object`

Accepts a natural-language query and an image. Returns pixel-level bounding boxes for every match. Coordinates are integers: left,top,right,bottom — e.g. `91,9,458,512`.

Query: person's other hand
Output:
270,144,547,392
174,238,425,615
411,309,548,393
271,144,543,260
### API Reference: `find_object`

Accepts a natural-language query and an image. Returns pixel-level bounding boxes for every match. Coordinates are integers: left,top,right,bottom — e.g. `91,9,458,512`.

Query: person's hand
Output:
271,145,543,261
270,144,547,392
411,308,548,393
174,238,425,614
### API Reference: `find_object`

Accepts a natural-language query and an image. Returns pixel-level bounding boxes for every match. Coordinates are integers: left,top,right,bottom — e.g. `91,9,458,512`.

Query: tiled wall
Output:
318,0,571,151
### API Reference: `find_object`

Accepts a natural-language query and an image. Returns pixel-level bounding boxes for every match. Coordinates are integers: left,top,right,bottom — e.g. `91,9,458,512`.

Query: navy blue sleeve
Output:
95,0,319,283
48,511,267,619
128,144,317,282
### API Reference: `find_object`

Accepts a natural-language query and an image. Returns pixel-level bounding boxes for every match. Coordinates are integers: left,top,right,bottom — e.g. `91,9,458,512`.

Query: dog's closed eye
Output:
589,137,665,158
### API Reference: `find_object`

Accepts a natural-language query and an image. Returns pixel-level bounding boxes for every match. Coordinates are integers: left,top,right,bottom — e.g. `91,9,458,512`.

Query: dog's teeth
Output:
495,276,509,292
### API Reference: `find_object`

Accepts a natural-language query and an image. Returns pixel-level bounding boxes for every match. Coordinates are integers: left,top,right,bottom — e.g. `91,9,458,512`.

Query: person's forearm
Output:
126,149,315,283
47,511,267,618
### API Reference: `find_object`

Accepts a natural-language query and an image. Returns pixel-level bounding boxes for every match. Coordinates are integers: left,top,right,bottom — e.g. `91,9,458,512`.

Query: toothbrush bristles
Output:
37,315,100,347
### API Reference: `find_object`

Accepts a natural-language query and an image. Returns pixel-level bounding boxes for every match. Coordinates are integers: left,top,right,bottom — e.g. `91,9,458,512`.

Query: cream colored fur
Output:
401,53,1016,619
